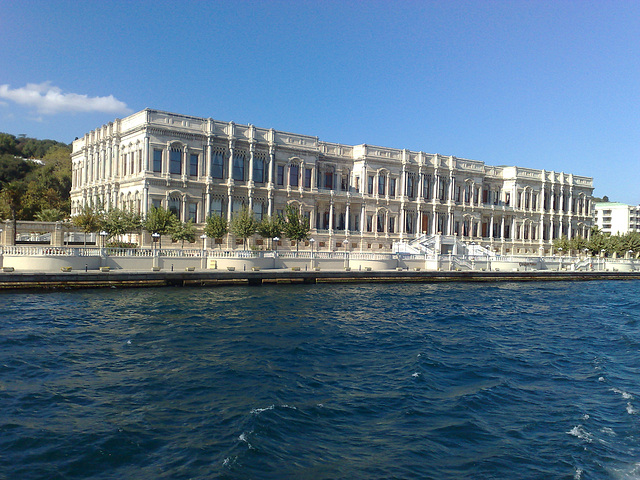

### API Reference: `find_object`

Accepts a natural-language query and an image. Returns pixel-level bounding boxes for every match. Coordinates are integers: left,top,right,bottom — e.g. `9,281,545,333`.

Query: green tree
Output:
256,215,283,250
552,235,570,254
143,206,178,249
204,213,228,247
0,154,34,187
0,180,26,243
0,133,19,156
282,204,310,251
72,205,104,246
569,235,588,254
170,220,196,247
103,208,142,244
230,206,258,249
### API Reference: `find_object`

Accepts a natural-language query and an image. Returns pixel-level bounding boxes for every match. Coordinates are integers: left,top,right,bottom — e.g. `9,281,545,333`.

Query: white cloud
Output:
0,82,132,115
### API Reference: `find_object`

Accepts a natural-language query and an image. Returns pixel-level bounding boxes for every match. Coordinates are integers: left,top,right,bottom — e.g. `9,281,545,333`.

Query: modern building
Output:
70,109,594,254
594,202,640,235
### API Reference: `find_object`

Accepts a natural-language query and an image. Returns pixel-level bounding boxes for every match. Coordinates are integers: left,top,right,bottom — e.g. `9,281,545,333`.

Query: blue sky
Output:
1,0,638,203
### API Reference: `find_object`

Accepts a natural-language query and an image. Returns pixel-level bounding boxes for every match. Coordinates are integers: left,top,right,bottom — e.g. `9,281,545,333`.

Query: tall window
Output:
389,178,396,197
153,149,162,173
212,151,224,179
290,165,299,187
304,168,312,188
233,154,245,181
253,202,264,221
170,149,181,175
189,154,198,177
188,203,197,222
210,198,224,217
424,175,432,199
232,199,244,214
407,175,415,199
378,175,386,196
168,198,181,218
253,157,264,183
324,169,333,189
368,175,374,194
405,213,414,234
277,165,284,185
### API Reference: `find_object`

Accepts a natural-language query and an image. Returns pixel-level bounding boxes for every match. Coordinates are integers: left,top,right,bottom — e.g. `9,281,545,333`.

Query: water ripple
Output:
1,281,640,479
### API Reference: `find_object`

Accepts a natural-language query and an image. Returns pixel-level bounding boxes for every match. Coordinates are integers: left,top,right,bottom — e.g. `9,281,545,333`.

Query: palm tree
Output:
34,208,67,222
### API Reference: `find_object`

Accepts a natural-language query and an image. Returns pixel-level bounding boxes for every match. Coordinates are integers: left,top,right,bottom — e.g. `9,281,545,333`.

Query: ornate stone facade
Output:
71,109,594,254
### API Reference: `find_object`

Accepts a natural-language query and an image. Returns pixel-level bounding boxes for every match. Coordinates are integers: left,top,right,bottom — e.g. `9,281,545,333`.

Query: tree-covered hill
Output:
0,132,72,222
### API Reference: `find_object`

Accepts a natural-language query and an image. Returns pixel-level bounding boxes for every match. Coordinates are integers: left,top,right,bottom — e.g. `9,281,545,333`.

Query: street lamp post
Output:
273,236,279,255
309,237,315,268
99,231,108,249
557,247,563,271
200,234,207,269
152,233,160,252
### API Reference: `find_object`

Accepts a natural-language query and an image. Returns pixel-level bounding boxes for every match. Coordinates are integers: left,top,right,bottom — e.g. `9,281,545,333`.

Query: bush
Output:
107,241,138,249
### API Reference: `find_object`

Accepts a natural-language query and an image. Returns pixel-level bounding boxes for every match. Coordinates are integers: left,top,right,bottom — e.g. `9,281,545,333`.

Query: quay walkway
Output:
1,269,639,291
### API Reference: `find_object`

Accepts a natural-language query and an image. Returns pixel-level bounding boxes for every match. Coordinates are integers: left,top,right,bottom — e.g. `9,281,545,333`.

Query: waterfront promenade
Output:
1,268,639,290
1,245,638,290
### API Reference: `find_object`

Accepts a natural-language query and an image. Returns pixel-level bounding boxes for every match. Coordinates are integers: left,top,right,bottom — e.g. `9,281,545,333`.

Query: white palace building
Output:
70,109,594,255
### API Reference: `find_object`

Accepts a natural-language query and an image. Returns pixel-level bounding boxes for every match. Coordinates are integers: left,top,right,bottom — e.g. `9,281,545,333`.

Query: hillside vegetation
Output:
0,133,71,222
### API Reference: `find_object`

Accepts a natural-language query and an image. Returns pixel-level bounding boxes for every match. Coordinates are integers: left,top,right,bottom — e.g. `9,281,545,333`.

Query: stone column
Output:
206,141,213,179
205,187,211,219
248,143,255,186
329,202,334,232
268,146,275,186
228,143,235,182
345,203,351,233
143,183,149,217
144,136,150,172
227,189,233,223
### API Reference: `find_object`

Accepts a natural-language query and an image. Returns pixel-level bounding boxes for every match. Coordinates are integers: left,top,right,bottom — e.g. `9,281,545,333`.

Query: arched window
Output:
168,197,181,218
289,164,299,187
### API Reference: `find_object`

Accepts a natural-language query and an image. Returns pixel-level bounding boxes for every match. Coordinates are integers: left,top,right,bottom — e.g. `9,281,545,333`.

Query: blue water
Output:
1,281,640,479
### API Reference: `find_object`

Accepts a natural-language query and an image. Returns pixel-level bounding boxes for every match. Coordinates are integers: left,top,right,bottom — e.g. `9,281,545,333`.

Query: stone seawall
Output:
1,270,639,290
